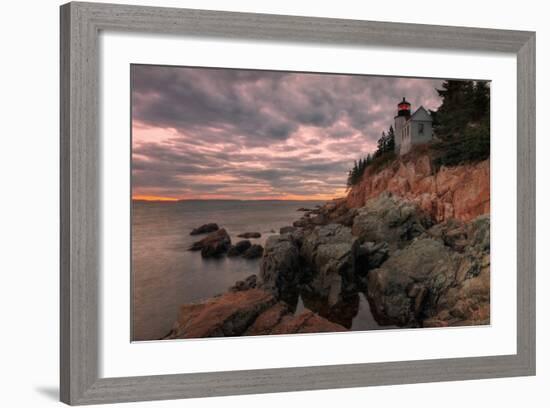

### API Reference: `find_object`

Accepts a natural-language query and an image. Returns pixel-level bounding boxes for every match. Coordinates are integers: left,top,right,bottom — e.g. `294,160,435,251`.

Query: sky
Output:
131,65,443,201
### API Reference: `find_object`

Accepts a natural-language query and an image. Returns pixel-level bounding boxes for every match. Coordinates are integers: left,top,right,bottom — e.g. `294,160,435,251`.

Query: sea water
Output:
132,200,384,341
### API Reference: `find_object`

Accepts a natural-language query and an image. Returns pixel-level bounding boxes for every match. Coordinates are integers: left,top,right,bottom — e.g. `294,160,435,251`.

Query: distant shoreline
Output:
132,198,338,204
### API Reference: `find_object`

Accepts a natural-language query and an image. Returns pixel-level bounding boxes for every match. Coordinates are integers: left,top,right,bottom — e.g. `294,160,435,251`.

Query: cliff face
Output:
346,155,490,222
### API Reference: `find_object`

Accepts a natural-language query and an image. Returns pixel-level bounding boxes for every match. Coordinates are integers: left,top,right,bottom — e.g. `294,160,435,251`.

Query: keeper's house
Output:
394,97,433,155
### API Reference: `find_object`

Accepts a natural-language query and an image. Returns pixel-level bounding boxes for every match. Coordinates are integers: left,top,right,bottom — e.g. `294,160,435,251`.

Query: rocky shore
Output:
165,155,490,339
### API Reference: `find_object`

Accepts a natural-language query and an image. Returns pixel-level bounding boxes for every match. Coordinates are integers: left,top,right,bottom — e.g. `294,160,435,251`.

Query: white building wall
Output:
394,115,407,153
394,107,433,156
400,122,412,155
411,120,433,143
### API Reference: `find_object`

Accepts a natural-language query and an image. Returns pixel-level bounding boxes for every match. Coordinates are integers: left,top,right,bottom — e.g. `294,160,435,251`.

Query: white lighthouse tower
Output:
393,97,433,155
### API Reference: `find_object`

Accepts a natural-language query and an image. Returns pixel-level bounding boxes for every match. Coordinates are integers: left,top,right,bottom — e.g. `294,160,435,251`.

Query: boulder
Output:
189,222,220,235
352,193,431,249
426,218,469,251
367,237,460,326
269,309,347,335
189,228,231,258
293,213,328,229
329,208,357,227
365,213,490,328
426,214,489,256
227,240,252,257
190,223,219,235
300,224,359,306
279,226,297,234
290,228,305,247
323,200,357,227
291,200,356,230
423,265,490,329
163,288,347,339
242,244,264,259
163,289,276,339
245,302,290,335
259,234,301,303
246,305,348,336
229,274,257,292
428,248,490,327
237,232,261,239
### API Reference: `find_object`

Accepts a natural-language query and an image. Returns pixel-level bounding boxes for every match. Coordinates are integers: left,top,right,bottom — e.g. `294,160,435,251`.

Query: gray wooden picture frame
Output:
60,1,536,405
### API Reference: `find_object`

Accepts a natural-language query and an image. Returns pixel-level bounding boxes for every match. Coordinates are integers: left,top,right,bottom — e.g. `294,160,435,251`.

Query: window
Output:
419,123,424,135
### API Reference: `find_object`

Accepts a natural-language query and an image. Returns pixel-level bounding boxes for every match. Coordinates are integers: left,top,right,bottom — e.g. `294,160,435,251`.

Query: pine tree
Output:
432,79,490,166
386,125,395,152
434,80,476,139
472,81,490,122
375,131,387,157
346,154,373,188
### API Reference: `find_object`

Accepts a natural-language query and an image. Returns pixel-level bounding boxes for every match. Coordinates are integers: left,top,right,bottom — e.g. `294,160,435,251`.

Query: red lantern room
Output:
397,97,411,117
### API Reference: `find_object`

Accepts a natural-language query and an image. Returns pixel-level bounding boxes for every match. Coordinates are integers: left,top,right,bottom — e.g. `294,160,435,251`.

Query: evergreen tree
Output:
386,125,395,152
432,79,491,166
434,79,490,137
374,125,396,157
375,131,387,157
346,154,373,188
472,81,490,122
434,80,476,139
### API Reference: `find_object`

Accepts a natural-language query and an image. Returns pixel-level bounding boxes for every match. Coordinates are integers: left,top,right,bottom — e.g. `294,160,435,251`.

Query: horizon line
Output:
132,197,342,203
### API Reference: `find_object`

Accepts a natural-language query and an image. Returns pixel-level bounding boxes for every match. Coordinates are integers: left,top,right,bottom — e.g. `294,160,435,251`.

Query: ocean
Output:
132,199,384,341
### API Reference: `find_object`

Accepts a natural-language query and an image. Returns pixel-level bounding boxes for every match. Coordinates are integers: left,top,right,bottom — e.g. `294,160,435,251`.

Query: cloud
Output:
131,65,444,200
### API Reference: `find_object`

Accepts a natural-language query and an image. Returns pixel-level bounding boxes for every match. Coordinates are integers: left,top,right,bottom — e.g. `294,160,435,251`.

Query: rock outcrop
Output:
422,215,490,327
351,193,432,250
292,199,357,230
238,232,261,239
366,237,460,326
246,305,347,336
229,274,257,292
242,244,264,259
259,234,301,304
163,289,276,339
190,223,219,235
227,240,252,257
300,224,359,306
267,309,347,335
279,226,297,234
245,302,290,335
163,288,347,339
188,228,231,258
346,155,489,223
366,215,490,327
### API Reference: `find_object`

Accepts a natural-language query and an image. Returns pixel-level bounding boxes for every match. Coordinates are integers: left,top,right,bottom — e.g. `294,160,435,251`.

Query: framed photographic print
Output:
60,1,536,405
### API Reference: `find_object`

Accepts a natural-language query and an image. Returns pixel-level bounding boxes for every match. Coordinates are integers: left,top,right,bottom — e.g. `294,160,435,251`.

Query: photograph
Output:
131,65,491,341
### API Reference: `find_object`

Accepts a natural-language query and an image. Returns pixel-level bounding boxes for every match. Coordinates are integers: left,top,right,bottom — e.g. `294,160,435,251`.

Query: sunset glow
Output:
132,195,179,202
131,65,443,200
